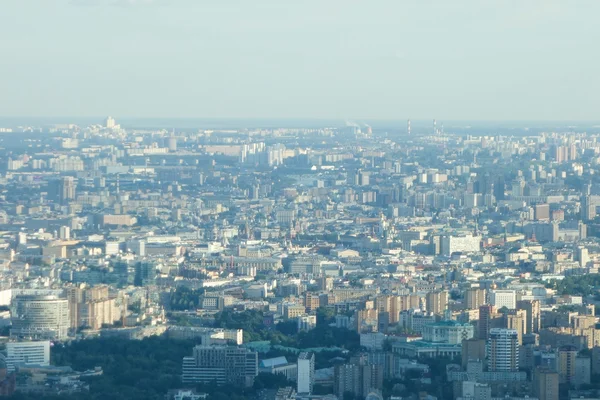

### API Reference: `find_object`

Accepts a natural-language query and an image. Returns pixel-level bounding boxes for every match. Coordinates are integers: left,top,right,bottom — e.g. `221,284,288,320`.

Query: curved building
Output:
10,295,69,340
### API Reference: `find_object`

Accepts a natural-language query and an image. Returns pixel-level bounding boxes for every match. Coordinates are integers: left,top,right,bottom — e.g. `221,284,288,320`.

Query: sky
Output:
0,0,598,121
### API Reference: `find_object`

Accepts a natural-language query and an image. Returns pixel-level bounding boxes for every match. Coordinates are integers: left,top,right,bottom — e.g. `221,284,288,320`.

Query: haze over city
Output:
1,2,600,400
1,0,599,120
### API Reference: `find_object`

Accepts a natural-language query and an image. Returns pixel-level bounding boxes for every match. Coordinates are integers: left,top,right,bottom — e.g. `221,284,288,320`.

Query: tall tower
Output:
297,352,315,395
407,119,411,135
59,177,76,205
433,119,437,135
488,328,519,372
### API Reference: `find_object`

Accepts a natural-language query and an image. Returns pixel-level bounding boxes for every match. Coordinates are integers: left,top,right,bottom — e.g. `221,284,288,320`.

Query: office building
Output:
440,234,481,256
10,295,70,340
297,352,314,395
182,346,258,387
489,289,516,310
487,328,519,372
5,341,50,372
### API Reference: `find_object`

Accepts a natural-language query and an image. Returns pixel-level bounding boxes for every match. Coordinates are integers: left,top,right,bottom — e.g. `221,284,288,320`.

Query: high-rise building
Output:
182,346,258,387
478,305,500,340
58,226,71,240
334,359,383,399
5,341,50,372
487,328,519,372
461,338,486,368
516,300,541,334
576,246,590,268
425,291,448,315
505,310,526,345
297,352,315,395
558,345,577,384
534,203,550,221
534,367,559,400
58,176,76,205
105,116,116,129
10,295,70,340
376,295,401,324
465,288,487,310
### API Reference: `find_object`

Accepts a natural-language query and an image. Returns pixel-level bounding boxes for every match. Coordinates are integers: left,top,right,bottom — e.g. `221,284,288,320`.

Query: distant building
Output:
10,295,70,340
182,346,258,387
5,341,50,372
297,352,315,395
488,328,519,372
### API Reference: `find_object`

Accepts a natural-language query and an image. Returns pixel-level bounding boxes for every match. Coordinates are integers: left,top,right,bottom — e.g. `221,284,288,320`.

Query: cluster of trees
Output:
169,286,205,311
547,274,600,297
213,308,360,351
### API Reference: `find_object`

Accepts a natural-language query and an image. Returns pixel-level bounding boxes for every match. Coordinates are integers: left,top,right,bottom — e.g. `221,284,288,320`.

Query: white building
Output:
441,234,481,256
297,352,315,395
489,290,516,310
6,341,51,372
421,320,475,344
297,315,317,332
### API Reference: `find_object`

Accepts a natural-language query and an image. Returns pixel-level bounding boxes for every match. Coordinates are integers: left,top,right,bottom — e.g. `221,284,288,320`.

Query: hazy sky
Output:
1,0,598,120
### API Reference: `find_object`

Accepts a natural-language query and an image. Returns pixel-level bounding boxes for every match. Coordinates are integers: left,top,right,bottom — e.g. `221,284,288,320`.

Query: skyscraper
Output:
487,328,519,372
297,352,315,395
58,176,76,205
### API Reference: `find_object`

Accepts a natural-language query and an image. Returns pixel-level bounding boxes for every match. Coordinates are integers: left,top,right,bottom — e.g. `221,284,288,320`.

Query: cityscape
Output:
0,117,599,400
1,1,600,400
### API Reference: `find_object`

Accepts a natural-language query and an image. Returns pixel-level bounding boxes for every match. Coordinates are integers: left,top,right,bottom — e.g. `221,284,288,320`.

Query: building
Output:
297,315,317,332
5,341,50,372
259,357,297,382
182,346,258,387
516,300,541,334
440,234,481,256
534,203,550,221
425,291,448,315
534,367,559,400
297,352,315,395
10,295,70,340
505,311,526,345
461,339,486,368
489,290,516,310
465,288,486,310
488,328,519,372
334,360,384,399
421,320,474,344
558,345,577,384
58,176,76,205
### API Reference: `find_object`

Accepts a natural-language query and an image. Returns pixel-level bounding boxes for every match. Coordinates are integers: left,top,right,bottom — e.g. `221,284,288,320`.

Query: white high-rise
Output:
297,352,315,395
